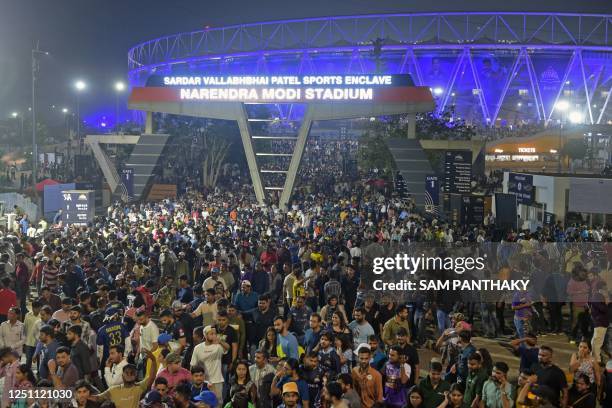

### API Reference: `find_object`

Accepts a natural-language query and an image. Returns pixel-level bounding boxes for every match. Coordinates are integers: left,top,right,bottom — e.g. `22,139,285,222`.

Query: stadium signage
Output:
153,74,417,102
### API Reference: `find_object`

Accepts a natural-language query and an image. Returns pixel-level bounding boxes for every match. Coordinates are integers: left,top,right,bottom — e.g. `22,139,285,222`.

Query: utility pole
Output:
32,43,49,188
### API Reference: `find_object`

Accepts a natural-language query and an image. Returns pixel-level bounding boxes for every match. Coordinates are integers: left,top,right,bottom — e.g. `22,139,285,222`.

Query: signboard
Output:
62,190,95,226
462,196,485,227
444,151,472,194
120,168,135,200
424,175,440,214
543,212,556,226
508,173,534,205
131,74,434,104
495,193,518,231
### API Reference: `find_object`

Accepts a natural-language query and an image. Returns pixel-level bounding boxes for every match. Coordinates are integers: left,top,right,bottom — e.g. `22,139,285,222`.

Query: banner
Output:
462,195,485,227
444,151,472,194
508,173,534,205
121,168,135,200
424,175,440,214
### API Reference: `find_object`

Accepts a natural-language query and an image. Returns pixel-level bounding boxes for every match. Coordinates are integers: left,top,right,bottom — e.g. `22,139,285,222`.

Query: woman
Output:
320,295,348,325
259,327,279,365
11,364,35,408
437,383,469,408
405,385,425,408
567,374,596,408
228,360,257,404
477,348,494,376
334,335,353,374
569,341,600,391
328,311,352,347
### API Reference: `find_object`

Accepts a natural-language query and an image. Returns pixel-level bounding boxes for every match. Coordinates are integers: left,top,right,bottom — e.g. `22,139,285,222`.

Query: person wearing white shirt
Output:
0,307,24,356
103,344,128,387
190,325,229,403
137,311,159,354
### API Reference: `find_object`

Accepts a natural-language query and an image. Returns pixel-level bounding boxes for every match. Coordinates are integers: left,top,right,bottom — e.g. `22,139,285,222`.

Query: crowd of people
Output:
0,127,609,408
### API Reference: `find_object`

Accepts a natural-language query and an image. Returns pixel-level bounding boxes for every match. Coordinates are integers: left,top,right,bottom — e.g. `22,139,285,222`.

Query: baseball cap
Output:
241,280,251,286
105,307,119,317
171,300,185,310
193,390,218,407
354,343,370,355
157,333,173,344
282,382,300,395
143,390,162,405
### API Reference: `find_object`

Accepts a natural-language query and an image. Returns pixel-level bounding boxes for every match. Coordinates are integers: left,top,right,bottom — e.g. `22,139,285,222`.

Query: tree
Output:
358,122,396,175
562,138,587,161
201,129,232,188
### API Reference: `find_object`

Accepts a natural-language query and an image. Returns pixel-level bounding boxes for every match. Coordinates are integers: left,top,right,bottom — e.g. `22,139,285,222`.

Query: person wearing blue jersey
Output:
96,308,129,367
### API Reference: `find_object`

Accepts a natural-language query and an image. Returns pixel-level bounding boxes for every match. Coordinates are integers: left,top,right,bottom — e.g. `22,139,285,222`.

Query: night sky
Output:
0,0,610,125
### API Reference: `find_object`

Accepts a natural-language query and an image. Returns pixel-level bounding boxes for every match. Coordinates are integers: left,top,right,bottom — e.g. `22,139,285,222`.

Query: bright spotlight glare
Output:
11,112,18,118
555,100,569,111
75,80,86,91
115,81,126,92
568,111,583,124
433,87,444,96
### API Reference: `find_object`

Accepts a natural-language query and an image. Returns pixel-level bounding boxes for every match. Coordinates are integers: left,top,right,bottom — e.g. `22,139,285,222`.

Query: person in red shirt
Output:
136,280,156,314
0,277,17,324
260,244,278,272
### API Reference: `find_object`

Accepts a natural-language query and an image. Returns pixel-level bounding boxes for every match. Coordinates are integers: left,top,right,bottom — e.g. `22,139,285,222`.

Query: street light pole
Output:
114,81,125,133
31,44,49,188
74,80,86,154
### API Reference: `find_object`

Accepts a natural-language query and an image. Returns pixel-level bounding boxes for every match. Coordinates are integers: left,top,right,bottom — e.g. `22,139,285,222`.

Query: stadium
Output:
128,12,612,126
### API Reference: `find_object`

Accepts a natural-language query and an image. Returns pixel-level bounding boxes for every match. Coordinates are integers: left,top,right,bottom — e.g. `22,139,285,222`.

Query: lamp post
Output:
114,81,125,133
555,100,569,172
74,80,86,154
32,45,49,188
11,112,24,142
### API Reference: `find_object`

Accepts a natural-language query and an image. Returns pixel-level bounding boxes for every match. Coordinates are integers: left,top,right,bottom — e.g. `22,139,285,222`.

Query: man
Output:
160,309,187,353
189,365,208,400
177,274,194,304
191,288,218,327
38,286,61,312
252,293,278,350
227,304,246,359
279,382,302,408
0,347,20,408
510,332,539,372
382,305,410,346
215,311,238,378
63,305,92,344
173,300,195,346
283,263,297,313
0,307,24,356
182,326,204,370
37,324,59,381
233,280,259,314
531,345,568,408
274,315,299,359
323,381,349,408
67,325,92,378
23,300,42,369
14,252,29,315
104,344,128,387
49,346,80,388
73,379,97,408
287,295,312,344
250,349,276,408
337,373,361,408
156,352,192,396
51,297,72,323
157,275,177,311
0,278,17,323
203,267,227,292
351,346,384,408
480,362,514,408
97,308,129,367
382,345,410,408
419,361,450,408
450,330,476,384
318,332,341,378
348,307,375,350
137,309,160,378
395,327,419,386
190,325,229,403
464,353,488,408
91,350,157,408
301,351,325,408
303,313,323,353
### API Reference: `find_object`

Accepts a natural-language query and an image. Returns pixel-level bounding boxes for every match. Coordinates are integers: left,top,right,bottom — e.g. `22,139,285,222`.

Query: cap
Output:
165,353,181,364
194,390,218,407
157,333,173,344
171,300,185,310
354,343,370,355
144,390,162,404
282,382,300,395
241,280,251,286
211,267,220,273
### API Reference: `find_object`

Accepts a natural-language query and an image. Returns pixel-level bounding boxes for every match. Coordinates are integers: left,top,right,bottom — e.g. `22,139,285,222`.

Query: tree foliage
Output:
562,138,587,160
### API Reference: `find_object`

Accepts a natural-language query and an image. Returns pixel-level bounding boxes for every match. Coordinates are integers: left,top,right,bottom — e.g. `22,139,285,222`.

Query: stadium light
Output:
114,81,126,92
550,149,558,154
62,108,69,114
433,87,444,96
517,102,522,107
555,100,570,112
75,80,86,91
11,112,18,118
568,111,583,124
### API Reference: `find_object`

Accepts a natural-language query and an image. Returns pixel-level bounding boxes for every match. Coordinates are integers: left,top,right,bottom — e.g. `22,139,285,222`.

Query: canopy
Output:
36,178,60,192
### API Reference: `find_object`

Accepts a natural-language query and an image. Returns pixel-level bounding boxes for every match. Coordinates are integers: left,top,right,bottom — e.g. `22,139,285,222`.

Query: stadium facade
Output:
128,12,612,126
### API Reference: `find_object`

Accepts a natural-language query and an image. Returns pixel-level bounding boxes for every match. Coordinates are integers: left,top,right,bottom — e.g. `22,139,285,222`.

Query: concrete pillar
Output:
145,111,153,134
280,107,313,210
407,112,416,139
235,104,266,205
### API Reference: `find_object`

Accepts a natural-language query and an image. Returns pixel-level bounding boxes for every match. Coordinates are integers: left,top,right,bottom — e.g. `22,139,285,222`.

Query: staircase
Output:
124,134,170,200
386,138,434,208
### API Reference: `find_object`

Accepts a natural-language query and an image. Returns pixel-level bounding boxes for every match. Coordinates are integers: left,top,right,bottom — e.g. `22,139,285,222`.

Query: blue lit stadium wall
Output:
128,13,612,125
